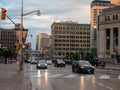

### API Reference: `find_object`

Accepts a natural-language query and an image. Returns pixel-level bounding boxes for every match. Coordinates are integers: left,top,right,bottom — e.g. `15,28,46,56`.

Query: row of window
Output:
1,39,16,41
105,14,119,21
54,48,90,50
54,36,90,39
54,43,90,47
54,26,90,31
55,31,90,35
54,40,90,43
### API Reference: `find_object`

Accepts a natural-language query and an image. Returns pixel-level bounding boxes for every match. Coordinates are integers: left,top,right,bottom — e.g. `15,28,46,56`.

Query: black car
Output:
54,59,65,67
36,61,47,69
72,60,94,74
63,59,72,65
89,58,106,67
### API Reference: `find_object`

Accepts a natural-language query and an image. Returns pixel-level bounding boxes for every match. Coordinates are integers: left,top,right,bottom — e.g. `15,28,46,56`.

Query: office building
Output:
0,28,16,48
51,21,90,58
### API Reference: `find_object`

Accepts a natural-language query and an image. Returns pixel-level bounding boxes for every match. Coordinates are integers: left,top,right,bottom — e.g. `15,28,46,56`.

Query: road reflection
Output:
80,76,85,90
44,70,48,85
36,69,48,86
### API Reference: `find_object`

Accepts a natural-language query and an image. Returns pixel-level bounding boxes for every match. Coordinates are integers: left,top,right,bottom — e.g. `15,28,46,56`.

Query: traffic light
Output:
1,8,7,20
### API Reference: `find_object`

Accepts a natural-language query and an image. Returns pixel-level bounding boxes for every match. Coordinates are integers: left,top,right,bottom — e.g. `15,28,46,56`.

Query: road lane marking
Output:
98,83,104,86
106,86,113,90
64,74,78,78
48,74,63,78
99,75,110,79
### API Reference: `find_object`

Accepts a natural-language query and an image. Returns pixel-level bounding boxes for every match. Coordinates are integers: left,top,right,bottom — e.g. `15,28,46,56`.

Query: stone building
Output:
98,6,120,63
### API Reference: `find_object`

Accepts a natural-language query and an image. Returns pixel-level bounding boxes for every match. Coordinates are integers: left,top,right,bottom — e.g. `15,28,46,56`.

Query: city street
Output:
28,64,120,90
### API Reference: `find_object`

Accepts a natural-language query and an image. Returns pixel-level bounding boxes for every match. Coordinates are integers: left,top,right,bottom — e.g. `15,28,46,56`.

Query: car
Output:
72,60,94,74
54,59,65,67
89,58,106,67
46,60,52,65
36,61,47,69
63,59,72,65
30,59,37,64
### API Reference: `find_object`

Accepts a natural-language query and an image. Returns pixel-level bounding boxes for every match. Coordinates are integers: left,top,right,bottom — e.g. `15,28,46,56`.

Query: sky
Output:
0,0,109,49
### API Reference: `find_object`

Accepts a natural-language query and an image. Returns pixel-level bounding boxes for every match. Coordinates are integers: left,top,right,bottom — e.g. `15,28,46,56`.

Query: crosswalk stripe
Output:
118,75,120,79
99,75,110,79
48,74,63,78
84,75,93,79
64,74,78,78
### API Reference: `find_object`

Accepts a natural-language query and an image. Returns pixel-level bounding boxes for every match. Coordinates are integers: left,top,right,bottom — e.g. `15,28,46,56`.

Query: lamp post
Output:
18,0,41,70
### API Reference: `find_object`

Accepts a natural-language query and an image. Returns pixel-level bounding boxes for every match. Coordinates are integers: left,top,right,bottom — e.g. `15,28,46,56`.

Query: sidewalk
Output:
105,63,120,71
0,62,32,90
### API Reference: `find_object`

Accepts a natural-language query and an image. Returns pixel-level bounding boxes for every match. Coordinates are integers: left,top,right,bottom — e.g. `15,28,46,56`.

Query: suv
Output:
89,58,106,67
54,59,65,67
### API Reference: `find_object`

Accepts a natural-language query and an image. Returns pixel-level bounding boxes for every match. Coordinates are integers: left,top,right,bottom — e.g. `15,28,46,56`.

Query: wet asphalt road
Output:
28,64,120,90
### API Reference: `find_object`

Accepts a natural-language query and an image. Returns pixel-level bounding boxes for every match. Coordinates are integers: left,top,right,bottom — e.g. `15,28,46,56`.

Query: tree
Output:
0,47,17,64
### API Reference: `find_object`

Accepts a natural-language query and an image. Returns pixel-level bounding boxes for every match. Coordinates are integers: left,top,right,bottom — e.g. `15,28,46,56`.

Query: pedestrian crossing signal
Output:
1,8,7,20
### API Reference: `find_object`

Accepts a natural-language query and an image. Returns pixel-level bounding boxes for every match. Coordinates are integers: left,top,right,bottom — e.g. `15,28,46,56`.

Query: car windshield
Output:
79,61,91,66
38,60,46,63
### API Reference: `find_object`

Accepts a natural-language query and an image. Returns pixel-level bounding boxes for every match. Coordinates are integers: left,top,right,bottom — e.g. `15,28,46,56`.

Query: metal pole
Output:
19,0,23,70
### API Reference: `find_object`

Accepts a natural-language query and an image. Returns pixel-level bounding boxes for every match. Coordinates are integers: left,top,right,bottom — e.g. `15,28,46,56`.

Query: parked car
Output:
54,59,65,67
72,60,94,74
63,59,72,65
36,61,47,69
89,58,106,67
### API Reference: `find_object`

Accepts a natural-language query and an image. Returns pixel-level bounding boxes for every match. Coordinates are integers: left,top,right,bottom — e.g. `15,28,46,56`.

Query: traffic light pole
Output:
6,14,16,26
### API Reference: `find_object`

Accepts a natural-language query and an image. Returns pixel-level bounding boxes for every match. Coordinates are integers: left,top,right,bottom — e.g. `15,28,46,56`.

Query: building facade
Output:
90,0,111,55
98,6,120,62
51,21,90,58
36,33,51,59
0,28,16,48
36,33,50,50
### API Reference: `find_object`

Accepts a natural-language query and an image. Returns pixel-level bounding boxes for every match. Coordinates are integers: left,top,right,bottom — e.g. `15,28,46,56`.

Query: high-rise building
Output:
36,33,50,50
111,0,120,5
51,21,90,58
36,33,51,57
90,0,111,55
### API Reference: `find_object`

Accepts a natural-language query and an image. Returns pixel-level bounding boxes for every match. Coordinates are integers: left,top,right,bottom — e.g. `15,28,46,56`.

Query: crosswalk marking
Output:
64,74,78,78
118,75,120,79
99,75,110,79
48,74,63,78
30,72,119,80
84,75,93,79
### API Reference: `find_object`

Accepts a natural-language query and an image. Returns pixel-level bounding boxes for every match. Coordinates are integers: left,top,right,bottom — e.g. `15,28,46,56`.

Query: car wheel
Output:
74,67,78,73
102,65,105,67
72,67,75,72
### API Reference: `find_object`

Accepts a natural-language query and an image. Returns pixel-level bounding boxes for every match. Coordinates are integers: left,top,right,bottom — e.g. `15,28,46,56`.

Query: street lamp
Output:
18,0,41,70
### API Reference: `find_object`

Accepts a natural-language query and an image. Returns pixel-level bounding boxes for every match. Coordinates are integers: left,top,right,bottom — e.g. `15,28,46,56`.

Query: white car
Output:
31,60,37,64
46,60,52,65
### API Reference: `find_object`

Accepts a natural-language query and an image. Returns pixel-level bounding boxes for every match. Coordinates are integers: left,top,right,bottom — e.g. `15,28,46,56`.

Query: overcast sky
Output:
0,0,109,49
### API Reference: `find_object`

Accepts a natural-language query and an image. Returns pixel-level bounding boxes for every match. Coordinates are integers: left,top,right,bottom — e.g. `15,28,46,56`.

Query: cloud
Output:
0,0,93,49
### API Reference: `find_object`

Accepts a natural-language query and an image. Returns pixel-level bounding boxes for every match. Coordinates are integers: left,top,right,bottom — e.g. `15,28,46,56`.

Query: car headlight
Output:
38,64,41,66
45,64,47,66
81,67,84,69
